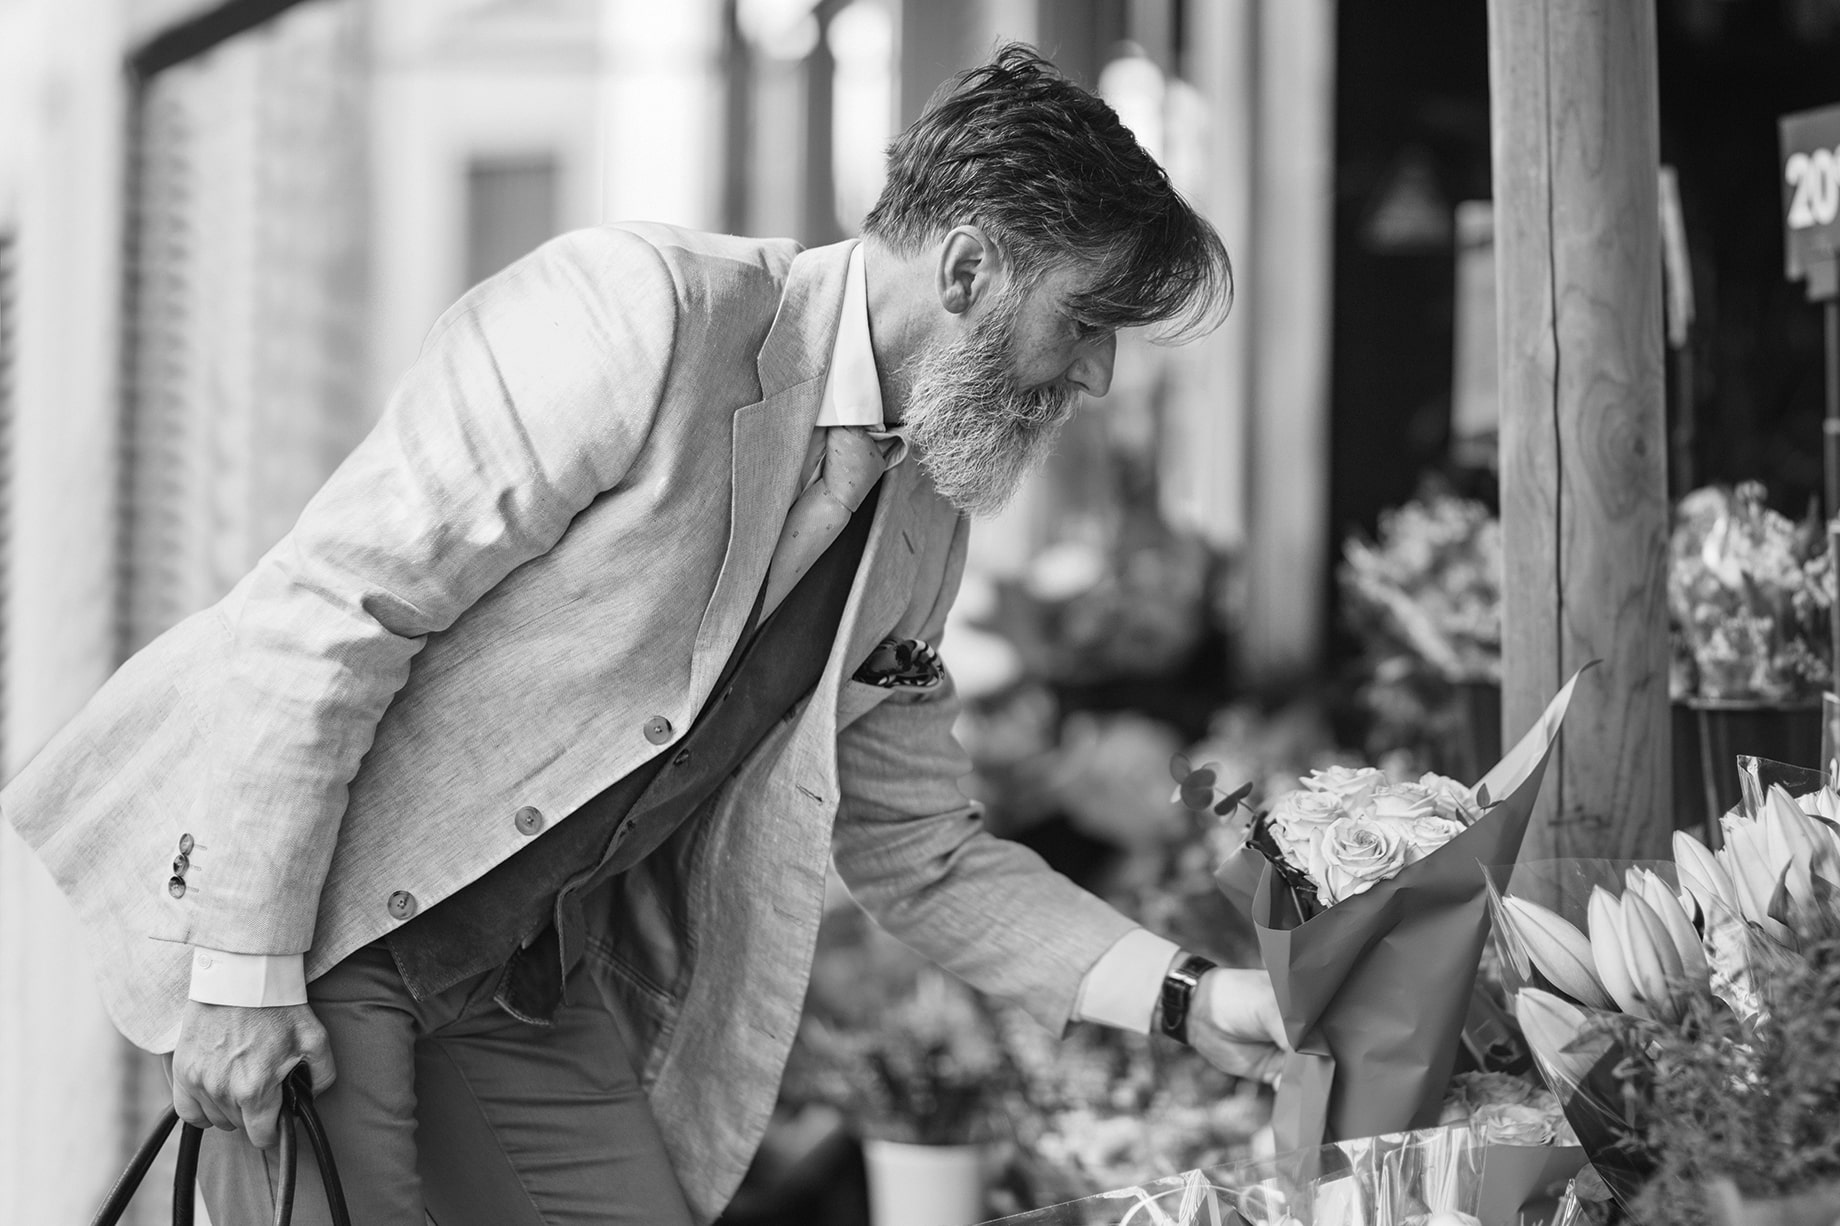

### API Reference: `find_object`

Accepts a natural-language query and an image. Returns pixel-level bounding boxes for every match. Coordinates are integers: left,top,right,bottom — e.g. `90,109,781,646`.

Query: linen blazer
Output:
4,224,1136,1221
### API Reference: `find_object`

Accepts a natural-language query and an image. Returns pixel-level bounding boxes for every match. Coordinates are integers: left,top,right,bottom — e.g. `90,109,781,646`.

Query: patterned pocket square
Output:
852,636,945,690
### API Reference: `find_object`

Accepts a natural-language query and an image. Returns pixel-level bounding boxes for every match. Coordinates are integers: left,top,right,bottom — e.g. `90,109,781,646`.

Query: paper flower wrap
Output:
1216,670,1584,1154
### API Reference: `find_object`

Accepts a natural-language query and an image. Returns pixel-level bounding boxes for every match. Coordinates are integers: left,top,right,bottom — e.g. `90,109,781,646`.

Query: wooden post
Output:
1489,0,1672,863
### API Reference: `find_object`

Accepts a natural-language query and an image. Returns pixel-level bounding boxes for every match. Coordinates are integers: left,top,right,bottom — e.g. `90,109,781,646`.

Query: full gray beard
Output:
894,295,1081,518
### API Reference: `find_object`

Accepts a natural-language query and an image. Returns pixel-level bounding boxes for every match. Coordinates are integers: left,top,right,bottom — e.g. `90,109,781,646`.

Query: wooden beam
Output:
1489,0,1671,862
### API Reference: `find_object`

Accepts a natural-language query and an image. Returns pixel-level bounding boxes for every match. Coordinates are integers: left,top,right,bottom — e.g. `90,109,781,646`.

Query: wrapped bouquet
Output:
1490,764,1840,1223
1189,671,1585,1152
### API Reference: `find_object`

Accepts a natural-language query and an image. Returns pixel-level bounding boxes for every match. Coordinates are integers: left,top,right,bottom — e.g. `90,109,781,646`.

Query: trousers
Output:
174,942,695,1226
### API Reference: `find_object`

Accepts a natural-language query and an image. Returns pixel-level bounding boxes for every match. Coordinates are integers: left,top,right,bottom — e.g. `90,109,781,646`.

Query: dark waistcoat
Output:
387,481,882,1022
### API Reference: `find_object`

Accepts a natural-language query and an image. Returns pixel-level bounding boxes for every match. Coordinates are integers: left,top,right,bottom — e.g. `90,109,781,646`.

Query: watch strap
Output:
1157,953,1218,1045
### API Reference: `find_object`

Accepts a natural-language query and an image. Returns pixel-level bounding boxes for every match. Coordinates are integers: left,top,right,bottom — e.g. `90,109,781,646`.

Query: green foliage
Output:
1624,927,1840,1224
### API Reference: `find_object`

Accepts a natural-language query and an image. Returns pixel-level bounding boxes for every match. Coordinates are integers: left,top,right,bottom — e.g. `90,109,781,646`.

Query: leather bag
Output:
91,1065,351,1226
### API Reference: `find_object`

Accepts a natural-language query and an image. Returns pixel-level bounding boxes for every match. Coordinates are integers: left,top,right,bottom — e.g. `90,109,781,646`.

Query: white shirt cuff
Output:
1071,928,1182,1033
188,948,308,1008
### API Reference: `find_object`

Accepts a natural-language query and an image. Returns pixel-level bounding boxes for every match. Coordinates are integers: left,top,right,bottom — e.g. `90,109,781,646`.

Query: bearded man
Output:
7,44,1287,1225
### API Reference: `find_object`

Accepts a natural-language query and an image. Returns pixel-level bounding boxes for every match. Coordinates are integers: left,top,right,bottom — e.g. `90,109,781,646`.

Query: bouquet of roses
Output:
1246,764,1489,921
1193,671,1586,1153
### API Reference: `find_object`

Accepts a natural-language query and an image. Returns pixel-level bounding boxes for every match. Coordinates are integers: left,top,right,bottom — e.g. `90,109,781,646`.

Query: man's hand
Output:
1186,966,1289,1084
172,1001,336,1148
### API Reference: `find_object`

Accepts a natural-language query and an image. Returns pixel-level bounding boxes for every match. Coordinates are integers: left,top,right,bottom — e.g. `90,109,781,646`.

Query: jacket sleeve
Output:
829,515,1139,1036
186,226,680,955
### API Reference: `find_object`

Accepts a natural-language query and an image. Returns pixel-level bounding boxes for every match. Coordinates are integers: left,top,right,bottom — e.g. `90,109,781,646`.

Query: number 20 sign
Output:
1781,103,1840,285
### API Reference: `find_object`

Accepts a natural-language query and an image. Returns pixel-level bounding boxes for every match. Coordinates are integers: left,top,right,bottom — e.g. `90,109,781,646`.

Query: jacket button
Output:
387,890,418,920
178,833,195,856
167,876,186,900
514,806,545,836
643,715,673,745
172,854,189,876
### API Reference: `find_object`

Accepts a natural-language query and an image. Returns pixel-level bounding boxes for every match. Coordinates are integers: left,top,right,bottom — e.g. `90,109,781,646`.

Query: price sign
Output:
1781,103,1840,290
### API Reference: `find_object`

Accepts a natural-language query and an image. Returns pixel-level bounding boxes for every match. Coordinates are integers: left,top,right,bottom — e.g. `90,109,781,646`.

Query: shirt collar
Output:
815,244,884,429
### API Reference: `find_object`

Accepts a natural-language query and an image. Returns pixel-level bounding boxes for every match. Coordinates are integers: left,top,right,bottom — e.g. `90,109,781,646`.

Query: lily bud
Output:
1763,786,1822,906
1720,822,1782,928
1673,830,1738,925
1620,889,1686,1024
1502,896,1613,1010
1588,887,1649,1019
1516,988,1602,1089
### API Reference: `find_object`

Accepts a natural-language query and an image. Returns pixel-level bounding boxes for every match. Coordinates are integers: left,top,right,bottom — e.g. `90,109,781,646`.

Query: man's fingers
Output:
1253,1046,1286,1086
173,1081,237,1133
240,1083,286,1150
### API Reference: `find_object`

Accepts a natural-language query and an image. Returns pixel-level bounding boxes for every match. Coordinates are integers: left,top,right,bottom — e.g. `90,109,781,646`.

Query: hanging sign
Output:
1781,103,1840,293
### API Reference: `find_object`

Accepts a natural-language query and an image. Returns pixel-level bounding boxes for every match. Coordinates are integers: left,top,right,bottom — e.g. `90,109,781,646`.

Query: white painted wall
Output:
0,0,135,1219
368,0,608,416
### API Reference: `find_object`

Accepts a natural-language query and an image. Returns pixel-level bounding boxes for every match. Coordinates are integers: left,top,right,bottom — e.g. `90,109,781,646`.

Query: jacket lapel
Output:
688,239,857,703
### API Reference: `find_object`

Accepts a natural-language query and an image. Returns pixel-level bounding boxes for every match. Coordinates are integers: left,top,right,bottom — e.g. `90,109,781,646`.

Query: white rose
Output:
1418,772,1484,824
1472,1102,1557,1146
1301,765,1388,807
1267,788,1345,866
1400,813,1468,859
1369,785,1437,824
1309,815,1413,905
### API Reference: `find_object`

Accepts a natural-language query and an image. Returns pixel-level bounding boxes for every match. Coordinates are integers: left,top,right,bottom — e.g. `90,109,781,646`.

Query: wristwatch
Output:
1157,952,1219,1046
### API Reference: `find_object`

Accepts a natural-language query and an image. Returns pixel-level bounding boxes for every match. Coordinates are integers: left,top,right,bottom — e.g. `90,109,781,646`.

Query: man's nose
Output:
1067,332,1116,398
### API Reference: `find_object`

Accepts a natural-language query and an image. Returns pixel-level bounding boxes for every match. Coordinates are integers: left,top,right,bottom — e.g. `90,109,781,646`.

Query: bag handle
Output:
91,1064,351,1226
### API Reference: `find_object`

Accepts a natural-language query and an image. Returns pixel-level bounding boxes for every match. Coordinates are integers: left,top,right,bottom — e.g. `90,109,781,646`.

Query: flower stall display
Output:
1339,488,1505,780
1488,768,1840,1224
1669,483,1834,704
1341,493,1504,686
987,1005,1270,1214
1182,670,1583,1153
1668,483,1837,829
987,1124,1578,1226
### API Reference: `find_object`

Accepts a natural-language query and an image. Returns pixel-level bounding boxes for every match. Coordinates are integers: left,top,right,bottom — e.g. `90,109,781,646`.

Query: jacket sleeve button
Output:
167,876,187,899
514,806,545,836
172,854,190,876
387,890,418,920
178,833,195,856
643,715,674,745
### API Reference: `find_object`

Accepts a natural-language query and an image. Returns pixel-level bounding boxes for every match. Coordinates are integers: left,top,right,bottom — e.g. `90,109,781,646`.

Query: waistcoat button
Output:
167,876,186,899
387,890,418,920
514,806,545,836
643,715,674,745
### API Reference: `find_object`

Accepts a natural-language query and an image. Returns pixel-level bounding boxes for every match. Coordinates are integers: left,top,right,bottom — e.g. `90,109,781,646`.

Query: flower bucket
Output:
862,1139,986,1226
1708,1178,1840,1226
1687,698,1822,845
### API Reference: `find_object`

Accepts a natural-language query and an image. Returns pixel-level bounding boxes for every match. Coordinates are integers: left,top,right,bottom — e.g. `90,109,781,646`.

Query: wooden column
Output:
1489,0,1671,862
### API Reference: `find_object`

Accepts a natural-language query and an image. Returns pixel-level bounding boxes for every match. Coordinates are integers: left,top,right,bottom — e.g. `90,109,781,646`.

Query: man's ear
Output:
934,225,1004,317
